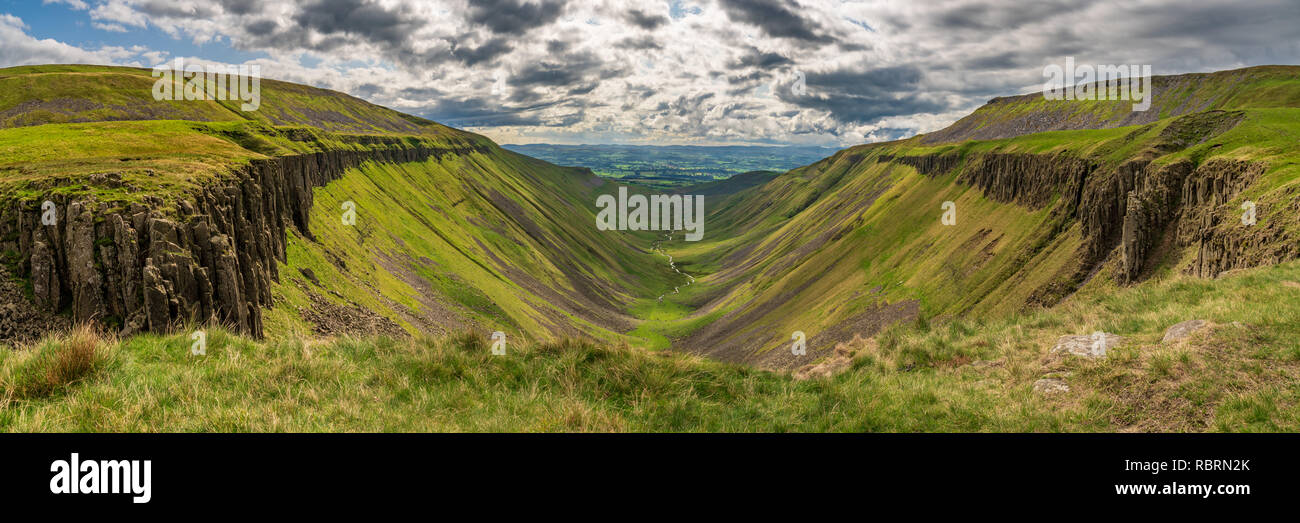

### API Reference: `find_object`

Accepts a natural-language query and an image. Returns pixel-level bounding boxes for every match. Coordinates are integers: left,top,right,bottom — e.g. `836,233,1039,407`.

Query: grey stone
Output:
1163,320,1209,343
1050,333,1123,358
1033,378,1070,394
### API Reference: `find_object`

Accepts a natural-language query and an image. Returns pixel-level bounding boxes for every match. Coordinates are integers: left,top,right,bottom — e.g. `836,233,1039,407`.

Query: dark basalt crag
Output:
889,147,1282,302
0,144,487,341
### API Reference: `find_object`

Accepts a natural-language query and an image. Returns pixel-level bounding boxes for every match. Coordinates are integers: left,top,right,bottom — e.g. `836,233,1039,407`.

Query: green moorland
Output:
629,67,1300,364
0,64,475,203
0,64,681,345
2,260,1298,432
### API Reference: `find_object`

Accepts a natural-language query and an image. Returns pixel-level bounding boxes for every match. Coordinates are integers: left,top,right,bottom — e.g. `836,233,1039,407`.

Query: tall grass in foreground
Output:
1,262,1299,432
0,325,110,403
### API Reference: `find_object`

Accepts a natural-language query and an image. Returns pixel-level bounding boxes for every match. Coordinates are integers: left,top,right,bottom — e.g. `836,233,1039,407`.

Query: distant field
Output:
501,143,835,188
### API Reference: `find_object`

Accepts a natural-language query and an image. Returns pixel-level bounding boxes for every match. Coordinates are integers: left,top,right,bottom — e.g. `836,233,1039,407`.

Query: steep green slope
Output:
0,65,675,345
647,66,1300,368
265,146,675,343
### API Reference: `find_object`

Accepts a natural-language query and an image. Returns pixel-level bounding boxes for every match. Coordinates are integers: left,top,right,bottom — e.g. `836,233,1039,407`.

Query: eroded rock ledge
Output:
889,150,1284,288
1,143,487,340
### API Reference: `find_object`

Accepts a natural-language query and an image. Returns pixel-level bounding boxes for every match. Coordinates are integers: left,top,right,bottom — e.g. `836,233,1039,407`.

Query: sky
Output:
1,0,1298,147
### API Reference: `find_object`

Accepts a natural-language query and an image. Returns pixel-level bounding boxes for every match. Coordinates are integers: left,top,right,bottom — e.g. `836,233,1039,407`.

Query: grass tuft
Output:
1,324,109,401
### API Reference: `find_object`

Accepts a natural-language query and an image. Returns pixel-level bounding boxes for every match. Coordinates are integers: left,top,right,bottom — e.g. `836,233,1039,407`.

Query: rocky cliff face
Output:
1,143,486,341
887,149,1284,298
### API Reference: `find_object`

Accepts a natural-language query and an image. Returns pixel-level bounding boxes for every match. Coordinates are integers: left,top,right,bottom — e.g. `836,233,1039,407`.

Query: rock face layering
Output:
0,144,485,338
886,148,1286,295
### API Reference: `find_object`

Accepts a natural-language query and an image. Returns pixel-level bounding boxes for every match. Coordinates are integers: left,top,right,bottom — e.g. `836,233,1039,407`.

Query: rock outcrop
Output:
1162,320,1210,343
887,135,1285,296
1033,378,1070,394
0,143,487,340
1049,333,1124,359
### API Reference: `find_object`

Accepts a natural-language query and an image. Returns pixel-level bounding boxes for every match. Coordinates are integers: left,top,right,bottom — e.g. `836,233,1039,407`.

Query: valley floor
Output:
2,261,1299,432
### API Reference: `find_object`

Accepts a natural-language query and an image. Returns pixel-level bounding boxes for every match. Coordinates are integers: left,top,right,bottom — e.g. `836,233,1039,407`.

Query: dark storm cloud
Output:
219,0,263,16
625,9,668,30
805,65,927,92
451,36,514,66
614,36,662,50
729,47,792,69
418,94,585,128
294,0,424,47
545,40,570,53
567,82,599,95
966,51,1023,70
717,0,835,44
658,92,715,117
353,83,386,98
1123,1,1300,46
784,88,948,126
467,0,565,34
929,0,1083,31
504,54,622,104
398,86,446,99
508,50,619,91
246,19,278,36
776,65,949,125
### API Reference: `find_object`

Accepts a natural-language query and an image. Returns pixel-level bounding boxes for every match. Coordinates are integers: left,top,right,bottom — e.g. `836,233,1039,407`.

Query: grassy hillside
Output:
924,65,1300,144
264,145,679,343
0,65,448,133
0,64,678,346
637,66,1300,367
4,260,1298,432
0,64,478,202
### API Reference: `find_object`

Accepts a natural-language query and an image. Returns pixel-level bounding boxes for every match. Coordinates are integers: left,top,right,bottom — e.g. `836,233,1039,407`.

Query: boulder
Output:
1162,320,1209,343
1033,378,1070,394
1050,333,1123,358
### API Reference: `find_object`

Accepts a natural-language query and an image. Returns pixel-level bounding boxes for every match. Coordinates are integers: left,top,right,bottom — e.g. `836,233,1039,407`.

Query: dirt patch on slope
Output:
373,252,475,337
297,289,405,338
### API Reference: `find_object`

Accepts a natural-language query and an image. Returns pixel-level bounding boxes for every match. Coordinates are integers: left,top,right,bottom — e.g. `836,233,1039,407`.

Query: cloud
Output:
0,14,147,66
294,0,425,47
625,9,668,30
4,0,1300,147
716,0,836,44
467,0,565,34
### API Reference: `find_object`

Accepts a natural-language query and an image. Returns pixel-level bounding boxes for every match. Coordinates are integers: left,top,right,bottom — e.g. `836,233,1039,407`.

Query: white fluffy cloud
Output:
0,14,149,66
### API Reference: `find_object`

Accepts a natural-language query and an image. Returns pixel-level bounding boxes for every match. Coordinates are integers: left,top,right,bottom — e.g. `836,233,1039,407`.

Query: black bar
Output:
0,433,1290,512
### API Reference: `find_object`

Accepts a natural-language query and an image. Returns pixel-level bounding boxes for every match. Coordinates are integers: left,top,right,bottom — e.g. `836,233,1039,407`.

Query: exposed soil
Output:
297,288,405,338
372,252,474,338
